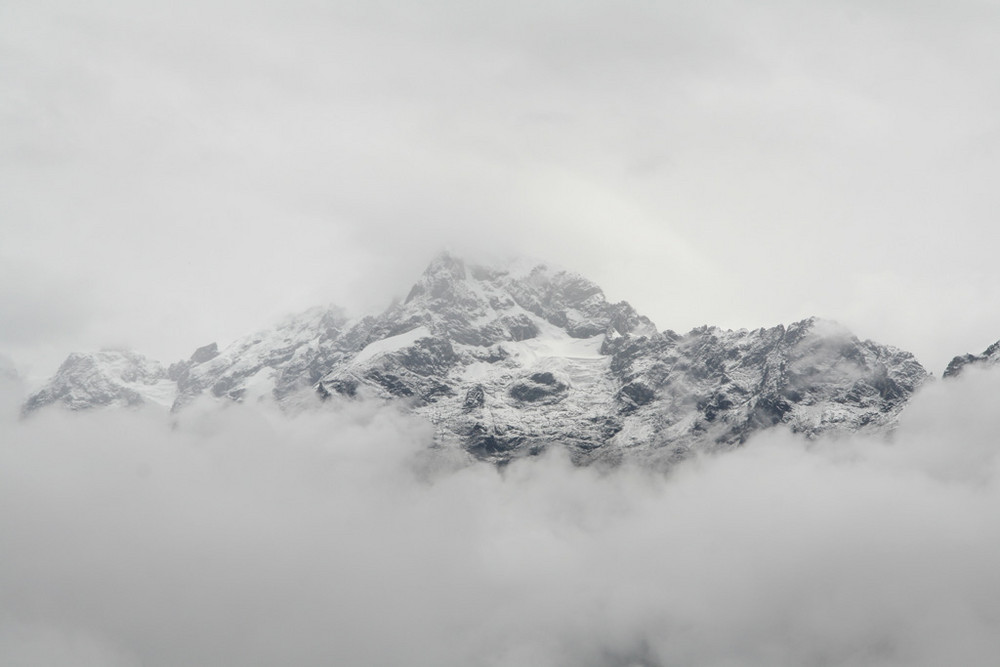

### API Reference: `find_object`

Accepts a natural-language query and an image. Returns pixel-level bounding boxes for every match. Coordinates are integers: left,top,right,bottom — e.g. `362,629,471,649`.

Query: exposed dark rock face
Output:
944,340,1000,378
596,317,929,460
508,372,569,403
463,385,486,410
190,342,219,364
24,253,937,467
501,314,539,341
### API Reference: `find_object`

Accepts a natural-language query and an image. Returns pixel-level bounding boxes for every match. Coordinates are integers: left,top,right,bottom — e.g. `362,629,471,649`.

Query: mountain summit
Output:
24,253,932,465
944,339,1000,378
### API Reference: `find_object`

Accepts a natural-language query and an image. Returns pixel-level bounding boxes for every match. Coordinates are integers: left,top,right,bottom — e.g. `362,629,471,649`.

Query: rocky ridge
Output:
24,254,934,465
23,349,173,413
944,340,1000,378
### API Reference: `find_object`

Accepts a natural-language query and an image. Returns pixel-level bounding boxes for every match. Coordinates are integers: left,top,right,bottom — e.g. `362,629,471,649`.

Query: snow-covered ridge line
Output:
944,339,1000,378
23,253,937,466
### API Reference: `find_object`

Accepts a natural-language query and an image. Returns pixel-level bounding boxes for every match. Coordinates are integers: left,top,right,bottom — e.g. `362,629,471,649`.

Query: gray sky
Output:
3,0,1000,380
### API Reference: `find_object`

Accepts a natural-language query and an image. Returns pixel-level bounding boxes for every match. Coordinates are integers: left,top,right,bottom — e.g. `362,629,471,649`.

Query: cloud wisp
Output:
2,369,1000,666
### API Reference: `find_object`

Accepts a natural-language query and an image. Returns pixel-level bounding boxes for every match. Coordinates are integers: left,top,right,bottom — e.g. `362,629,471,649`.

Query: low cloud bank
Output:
3,370,1000,666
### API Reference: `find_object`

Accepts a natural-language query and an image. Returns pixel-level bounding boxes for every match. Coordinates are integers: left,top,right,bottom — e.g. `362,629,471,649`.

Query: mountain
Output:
22,349,174,413
167,306,351,410
23,253,932,465
943,340,1000,378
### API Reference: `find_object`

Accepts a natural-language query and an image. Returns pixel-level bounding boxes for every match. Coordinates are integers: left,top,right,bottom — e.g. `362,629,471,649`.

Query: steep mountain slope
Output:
22,349,174,413
23,254,933,465
168,306,351,410
944,340,1000,378
600,318,926,464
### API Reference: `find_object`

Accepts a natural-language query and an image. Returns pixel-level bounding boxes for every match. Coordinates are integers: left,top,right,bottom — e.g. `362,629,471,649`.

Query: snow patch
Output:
242,366,277,403
504,326,606,366
353,326,432,365
137,380,178,408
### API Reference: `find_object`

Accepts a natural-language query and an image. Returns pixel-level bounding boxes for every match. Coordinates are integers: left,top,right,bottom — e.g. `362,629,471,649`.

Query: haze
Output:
4,4,1000,664
3,0,1000,381
4,359,1000,665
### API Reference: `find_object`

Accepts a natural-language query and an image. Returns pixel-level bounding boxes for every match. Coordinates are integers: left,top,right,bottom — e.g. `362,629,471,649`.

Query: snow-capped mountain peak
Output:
23,254,936,466
23,349,174,413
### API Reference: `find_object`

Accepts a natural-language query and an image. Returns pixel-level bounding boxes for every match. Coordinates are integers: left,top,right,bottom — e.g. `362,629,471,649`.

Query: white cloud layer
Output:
3,0,1000,376
3,367,1000,666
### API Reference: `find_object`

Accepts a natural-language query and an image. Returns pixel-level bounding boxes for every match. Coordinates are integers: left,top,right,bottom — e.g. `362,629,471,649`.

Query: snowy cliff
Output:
24,253,933,465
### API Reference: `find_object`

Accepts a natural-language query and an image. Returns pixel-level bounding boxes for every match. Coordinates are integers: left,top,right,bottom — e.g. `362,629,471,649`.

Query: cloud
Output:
3,368,1000,666
4,0,1000,371
0,260,96,347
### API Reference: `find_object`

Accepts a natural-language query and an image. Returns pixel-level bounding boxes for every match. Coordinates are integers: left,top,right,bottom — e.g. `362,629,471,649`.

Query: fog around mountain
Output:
3,366,1000,666
4,1,1000,664
3,0,1000,378
21,255,938,468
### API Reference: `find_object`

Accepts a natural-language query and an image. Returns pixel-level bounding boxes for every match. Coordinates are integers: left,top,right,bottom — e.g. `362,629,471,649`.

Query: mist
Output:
2,365,999,666
4,0,1000,376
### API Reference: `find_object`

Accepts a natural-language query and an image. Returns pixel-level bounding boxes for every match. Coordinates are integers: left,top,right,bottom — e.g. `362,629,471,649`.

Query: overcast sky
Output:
3,0,1000,380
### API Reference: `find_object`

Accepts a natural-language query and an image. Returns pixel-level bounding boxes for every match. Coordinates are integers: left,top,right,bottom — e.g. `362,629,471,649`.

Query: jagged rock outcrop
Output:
168,306,351,410
22,349,172,413
23,253,935,466
944,340,1000,378
599,317,928,464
